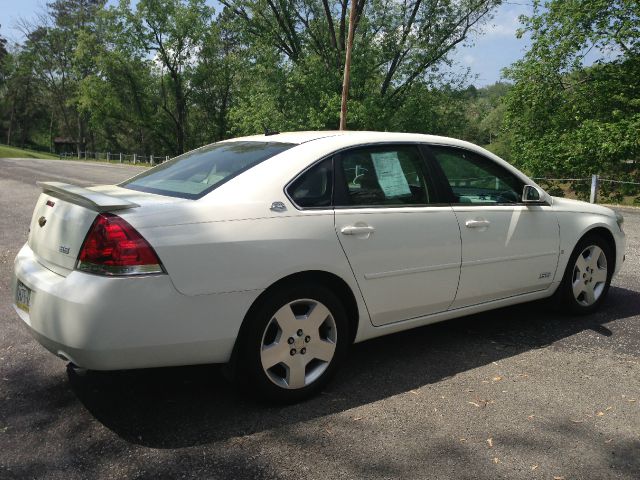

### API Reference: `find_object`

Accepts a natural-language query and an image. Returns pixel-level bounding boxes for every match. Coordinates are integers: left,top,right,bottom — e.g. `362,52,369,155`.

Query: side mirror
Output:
522,184,544,203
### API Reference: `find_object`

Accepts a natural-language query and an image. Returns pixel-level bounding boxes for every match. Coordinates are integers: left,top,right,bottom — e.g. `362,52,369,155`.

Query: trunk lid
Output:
27,182,182,275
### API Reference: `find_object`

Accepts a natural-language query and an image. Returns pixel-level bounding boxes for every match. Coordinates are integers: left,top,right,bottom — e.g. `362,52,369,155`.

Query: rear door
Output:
333,144,461,326
426,145,560,308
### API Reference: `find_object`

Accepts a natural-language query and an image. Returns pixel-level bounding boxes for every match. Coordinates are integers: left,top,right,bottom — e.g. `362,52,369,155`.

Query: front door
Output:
427,145,560,309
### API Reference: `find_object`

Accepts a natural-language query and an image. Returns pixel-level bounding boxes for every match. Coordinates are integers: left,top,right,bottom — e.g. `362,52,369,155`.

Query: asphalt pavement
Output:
0,157,638,480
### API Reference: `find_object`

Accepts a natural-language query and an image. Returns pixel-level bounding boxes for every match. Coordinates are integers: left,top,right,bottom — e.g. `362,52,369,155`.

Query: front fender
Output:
554,212,625,282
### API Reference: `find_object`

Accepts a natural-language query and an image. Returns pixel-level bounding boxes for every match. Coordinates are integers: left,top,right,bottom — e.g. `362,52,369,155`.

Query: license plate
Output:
16,281,32,312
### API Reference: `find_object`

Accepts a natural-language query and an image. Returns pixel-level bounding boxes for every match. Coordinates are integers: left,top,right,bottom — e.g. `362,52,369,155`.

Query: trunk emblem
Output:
38,216,47,227
59,245,70,254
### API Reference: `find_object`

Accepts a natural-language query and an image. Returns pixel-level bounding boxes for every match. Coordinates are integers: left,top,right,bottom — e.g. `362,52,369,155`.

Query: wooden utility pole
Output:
339,0,358,130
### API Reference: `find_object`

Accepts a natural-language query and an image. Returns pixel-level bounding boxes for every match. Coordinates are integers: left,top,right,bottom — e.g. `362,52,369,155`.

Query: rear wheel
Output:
236,284,348,402
555,233,614,314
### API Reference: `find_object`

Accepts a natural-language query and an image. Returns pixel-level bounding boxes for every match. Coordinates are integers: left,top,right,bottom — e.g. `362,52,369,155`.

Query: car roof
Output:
222,131,344,144
222,130,470,146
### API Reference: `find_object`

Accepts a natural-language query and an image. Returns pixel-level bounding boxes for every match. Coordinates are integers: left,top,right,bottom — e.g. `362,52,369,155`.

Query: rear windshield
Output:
121,141,295,199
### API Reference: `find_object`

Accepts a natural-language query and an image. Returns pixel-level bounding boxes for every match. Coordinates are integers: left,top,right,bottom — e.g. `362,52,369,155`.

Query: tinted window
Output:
122,141,294,199
430,146,523,204
287,158,333,208
336,145,432,206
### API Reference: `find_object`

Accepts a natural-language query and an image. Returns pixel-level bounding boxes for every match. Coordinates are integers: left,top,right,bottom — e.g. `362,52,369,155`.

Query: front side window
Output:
122,141,294,199
430,146,523,204
336,145,432,207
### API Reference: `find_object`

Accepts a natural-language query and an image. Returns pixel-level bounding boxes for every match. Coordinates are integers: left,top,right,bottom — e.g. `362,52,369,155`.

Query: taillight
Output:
76,213,164,276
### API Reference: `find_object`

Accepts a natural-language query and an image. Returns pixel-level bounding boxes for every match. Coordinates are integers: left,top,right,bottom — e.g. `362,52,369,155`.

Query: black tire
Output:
234,283,349,403
553,233,614,314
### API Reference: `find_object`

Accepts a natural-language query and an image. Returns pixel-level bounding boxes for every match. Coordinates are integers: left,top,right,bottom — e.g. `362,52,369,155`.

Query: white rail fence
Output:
59,151,171,166
533,175,640,203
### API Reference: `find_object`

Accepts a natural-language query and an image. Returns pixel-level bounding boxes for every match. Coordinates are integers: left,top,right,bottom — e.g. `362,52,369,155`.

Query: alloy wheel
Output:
260,299,337,389
572,245,608,307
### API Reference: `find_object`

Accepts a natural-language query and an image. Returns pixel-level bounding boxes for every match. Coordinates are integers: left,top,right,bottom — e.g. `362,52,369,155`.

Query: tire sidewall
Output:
557,233,614,314
238,283,349,403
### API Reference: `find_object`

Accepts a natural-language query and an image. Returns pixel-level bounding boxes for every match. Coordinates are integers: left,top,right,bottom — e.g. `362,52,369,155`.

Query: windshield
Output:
121,141,295,199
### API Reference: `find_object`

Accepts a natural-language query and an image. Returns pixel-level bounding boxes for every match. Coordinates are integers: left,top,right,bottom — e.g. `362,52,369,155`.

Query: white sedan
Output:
12,131,626,402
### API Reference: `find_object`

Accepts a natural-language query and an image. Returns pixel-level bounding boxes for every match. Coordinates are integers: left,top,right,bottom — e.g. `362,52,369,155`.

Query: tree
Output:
75,28,164,154
15,0,108,154
189,9,244,143
0,26,9,90
112,0,215,154
222,0,501,129
0,0,507,152
0,48,50,147
503,0,640,179
0,26,7,65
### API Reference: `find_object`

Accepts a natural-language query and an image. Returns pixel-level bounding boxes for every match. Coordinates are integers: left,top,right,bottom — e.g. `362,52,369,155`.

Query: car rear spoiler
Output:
37,182,140,212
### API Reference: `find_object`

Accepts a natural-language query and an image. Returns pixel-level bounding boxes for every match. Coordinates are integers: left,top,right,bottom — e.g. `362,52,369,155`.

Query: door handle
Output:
341,225,375,235
465,219,491,228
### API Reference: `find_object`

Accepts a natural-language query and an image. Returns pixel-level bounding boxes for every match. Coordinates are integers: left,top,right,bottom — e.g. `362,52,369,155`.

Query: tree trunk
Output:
7,97,15,145
172,73,186,154
49,109,54,152
77,113,83,159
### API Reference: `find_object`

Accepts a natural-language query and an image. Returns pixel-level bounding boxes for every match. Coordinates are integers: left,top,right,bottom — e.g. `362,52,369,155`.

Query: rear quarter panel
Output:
145,211,358,296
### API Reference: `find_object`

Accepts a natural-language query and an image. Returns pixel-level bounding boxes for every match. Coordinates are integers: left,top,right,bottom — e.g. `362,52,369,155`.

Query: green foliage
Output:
222,0,501,131
503,0,640,178
0,47,50,148
0,0,508,155
0,26,7,70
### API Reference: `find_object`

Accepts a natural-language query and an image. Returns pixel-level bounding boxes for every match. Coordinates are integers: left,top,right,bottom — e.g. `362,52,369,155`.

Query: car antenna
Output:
264,126,280,136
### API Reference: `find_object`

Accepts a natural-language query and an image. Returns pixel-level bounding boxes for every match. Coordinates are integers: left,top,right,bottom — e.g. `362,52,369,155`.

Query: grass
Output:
0,144,59,160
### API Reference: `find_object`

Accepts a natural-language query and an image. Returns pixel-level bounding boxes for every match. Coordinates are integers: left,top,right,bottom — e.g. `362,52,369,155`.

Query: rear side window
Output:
335,145,432,207
122,141,294,199
287,158,333,208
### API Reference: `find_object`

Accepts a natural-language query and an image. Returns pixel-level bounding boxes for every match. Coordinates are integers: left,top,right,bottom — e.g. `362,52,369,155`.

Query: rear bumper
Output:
12,243,261,370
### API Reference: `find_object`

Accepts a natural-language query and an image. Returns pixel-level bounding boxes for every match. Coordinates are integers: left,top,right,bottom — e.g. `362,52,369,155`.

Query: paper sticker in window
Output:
370,152,411,197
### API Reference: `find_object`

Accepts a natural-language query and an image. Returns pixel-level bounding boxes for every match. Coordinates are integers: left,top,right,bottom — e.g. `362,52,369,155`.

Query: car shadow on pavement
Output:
67,285,640,449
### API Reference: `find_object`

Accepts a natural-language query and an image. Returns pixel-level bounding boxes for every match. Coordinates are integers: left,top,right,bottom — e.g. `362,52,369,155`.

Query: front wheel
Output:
236,284,349,403
554,234,614,314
